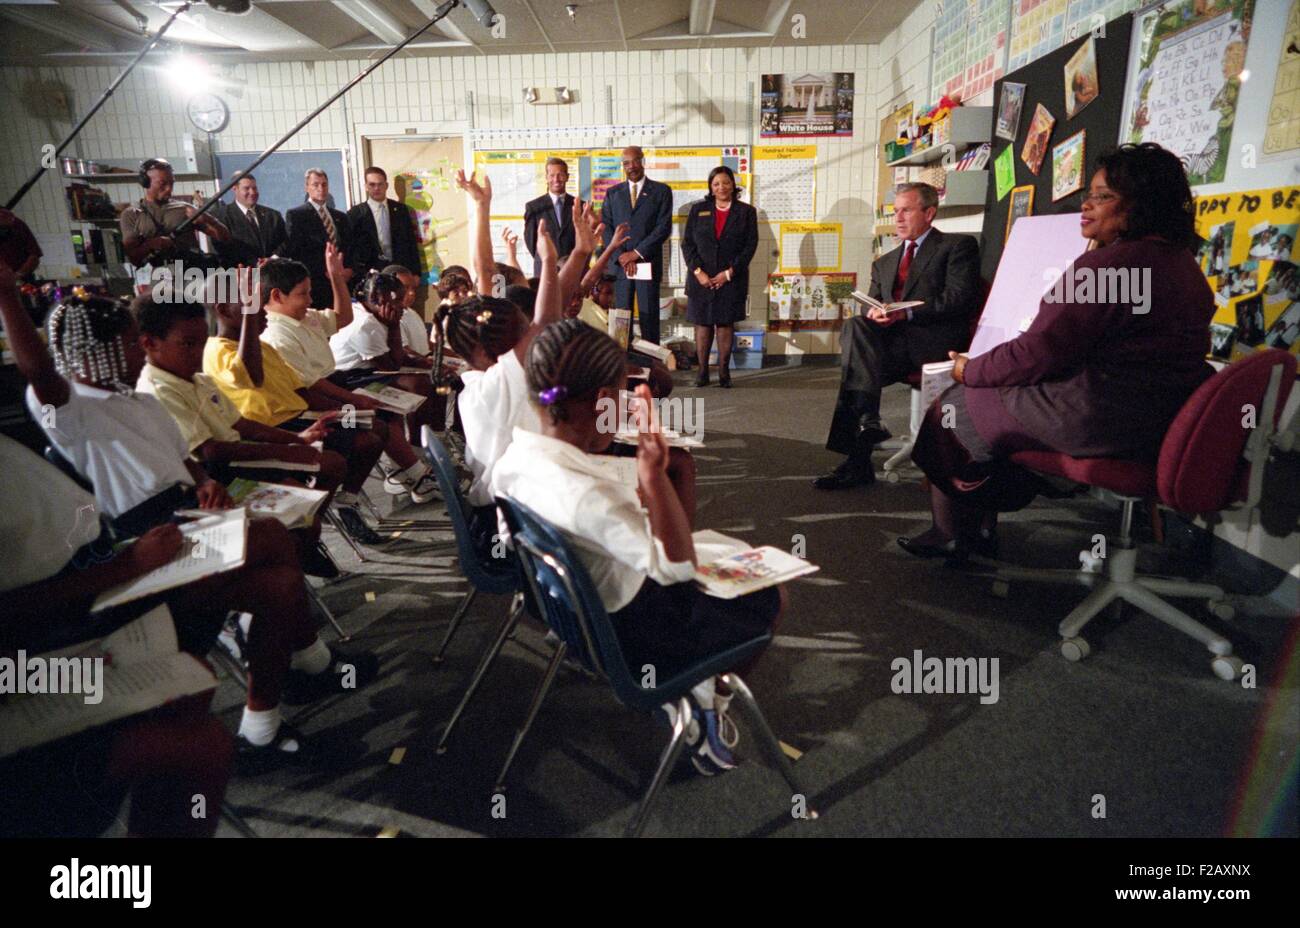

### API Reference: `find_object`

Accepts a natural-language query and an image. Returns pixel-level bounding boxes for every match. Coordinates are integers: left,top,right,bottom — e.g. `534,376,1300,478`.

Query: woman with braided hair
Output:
492,318,784,777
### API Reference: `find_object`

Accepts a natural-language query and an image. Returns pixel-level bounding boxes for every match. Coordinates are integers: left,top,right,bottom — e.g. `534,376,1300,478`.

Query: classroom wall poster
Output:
760,73,854,138
1195,186,1300,361
1263,0,1300,155
767,272,858,324
777,222,842,274
1123,0,1256,186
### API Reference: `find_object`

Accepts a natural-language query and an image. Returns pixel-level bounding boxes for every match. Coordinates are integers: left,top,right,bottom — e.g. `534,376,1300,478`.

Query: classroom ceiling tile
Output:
0,0,918,63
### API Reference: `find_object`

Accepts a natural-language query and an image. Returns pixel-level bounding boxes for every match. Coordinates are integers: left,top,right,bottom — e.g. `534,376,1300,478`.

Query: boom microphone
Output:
460,0,499,30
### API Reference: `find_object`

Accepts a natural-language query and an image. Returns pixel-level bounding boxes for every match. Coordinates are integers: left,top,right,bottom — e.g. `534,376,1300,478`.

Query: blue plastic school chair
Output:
420,427,524,666
495,496,817,838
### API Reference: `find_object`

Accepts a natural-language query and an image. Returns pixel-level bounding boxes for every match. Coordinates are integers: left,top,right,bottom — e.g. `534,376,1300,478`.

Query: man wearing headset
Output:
120,157,230,266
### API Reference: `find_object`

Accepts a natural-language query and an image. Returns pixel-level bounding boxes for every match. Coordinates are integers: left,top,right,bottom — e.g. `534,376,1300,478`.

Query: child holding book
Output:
0,263,378,764
0,433,233,837
492,320,784,776
259,252,439,504
203,277,390,545
330,269,441,447
132,293,342,574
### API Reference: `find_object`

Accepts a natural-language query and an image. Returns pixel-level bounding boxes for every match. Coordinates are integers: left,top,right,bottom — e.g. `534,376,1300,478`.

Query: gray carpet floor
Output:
210,361,1299,838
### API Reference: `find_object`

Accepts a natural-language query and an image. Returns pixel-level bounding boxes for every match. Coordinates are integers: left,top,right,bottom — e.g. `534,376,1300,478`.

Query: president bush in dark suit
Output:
815,182,982,489
346,166,422,276
600,146,673,344
523,157,576,278
215,173,286,266
283,169,354,308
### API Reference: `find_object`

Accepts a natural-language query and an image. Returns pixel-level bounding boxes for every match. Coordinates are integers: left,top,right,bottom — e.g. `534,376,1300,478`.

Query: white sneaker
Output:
403,468,440,504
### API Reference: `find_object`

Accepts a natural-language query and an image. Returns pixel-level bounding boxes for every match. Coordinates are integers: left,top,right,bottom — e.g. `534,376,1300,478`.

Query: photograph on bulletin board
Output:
1005,186,1035,242
1123,0,1256,186
1021,104,1056,174
996,82,1027,140
760,73,855,138
1063,36,1100,119
1196,186,1300,360
1051,130,1086,201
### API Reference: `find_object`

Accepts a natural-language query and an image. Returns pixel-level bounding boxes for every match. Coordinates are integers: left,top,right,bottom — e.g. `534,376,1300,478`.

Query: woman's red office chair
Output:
987,349,1296,679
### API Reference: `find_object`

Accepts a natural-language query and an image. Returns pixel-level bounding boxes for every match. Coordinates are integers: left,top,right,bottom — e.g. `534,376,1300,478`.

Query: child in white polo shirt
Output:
0,264,376,765
260,250,438,504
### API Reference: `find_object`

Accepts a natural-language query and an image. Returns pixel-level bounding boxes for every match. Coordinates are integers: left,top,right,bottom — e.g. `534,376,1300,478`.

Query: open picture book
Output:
852,290,923,316
358,382,426,415
691,529,819,599
0,605,218,758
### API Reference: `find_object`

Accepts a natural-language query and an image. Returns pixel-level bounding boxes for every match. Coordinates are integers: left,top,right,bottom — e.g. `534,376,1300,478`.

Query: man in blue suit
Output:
601,146,672,343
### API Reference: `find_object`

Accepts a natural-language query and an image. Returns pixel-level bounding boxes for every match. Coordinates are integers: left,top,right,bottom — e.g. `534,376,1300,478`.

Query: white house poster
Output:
760,72,855,138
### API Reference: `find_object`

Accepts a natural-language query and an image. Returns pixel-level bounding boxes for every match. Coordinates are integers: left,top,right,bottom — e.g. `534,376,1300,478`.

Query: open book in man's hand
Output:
852,290,923,317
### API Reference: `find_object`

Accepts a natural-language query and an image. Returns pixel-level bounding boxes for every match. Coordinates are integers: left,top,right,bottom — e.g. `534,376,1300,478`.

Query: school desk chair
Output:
983,349,1295,679
420,426,524,666
494,496,817,838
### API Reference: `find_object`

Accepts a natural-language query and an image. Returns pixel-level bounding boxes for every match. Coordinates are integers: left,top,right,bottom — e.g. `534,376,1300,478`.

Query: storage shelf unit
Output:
886,106,992,167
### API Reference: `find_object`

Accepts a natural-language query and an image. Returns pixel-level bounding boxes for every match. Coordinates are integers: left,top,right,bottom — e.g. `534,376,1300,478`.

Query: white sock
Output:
399,461,428,483
691,677,716,711
290,638,332,674
334,491,358,508
238,705,284,746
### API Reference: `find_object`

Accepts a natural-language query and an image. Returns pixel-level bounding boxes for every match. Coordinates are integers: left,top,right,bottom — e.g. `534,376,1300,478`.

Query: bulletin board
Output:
979,14,1135,283
1195,185,1300,361
213,150,349,217
471,146,751,220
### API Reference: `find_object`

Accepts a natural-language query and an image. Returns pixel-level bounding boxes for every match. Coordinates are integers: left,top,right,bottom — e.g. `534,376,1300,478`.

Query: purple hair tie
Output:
538,385,568,406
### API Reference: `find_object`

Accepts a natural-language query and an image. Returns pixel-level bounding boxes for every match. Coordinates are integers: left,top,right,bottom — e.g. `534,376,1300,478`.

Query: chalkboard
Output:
979,14,1134,283
213,150,349,218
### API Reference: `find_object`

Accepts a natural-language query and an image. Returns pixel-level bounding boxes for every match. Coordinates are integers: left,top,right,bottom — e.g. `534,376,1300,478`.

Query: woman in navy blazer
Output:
681,166,758,387
901,143,1216,562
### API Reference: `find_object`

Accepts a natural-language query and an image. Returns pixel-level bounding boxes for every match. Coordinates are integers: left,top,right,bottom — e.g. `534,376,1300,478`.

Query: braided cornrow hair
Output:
46,295,136,391
430,294,523,395
525,319,626,424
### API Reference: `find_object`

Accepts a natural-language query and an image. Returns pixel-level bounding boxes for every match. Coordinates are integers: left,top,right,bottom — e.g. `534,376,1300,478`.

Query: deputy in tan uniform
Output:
120,157,229,266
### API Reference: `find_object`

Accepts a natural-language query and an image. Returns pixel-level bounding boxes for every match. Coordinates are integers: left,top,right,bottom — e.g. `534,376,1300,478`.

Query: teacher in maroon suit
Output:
900,143,1216,563
681,166,758,387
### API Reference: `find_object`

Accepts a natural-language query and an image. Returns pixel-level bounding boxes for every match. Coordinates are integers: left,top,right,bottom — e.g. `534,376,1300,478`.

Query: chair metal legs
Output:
436,592,525,754
721,672,819,818
495,639,567,791
881,386,924,477
220,801,258,838
433,587,478,664
305,580,349,641
625,696,694,839
324,508,369,563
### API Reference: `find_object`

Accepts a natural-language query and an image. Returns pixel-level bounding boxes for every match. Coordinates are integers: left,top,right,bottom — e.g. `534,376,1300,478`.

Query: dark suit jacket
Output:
600,178,673,283
214,202,286,265
283,202,353,306
680,198,759,324
523,192,576,275
964,239,1215,460
345,198,421,276
867,227,981,358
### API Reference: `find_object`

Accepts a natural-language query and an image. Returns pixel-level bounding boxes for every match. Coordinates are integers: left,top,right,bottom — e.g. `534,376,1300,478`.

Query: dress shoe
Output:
897,530,999,565
813,461,876,490
896,534,958,559
856,424,892,448
695,371,710,387
718,371,732,388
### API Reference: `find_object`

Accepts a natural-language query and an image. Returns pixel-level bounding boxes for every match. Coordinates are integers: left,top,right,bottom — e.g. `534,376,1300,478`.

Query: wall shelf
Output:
887,106,992,167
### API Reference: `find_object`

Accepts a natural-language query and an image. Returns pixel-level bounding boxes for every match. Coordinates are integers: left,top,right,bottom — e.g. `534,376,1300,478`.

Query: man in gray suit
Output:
814,182,982,489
